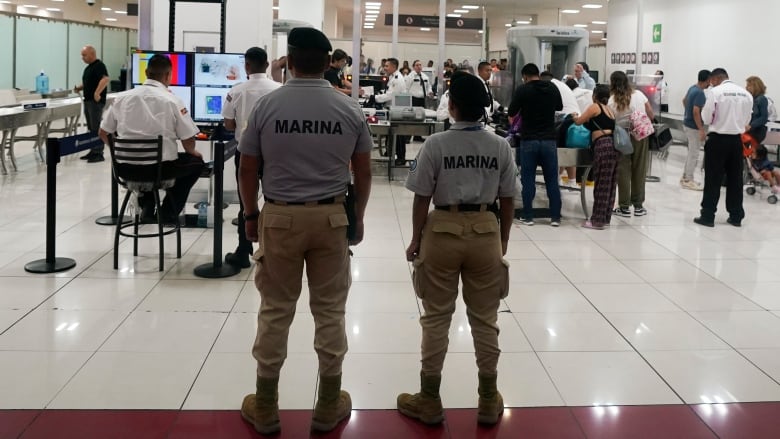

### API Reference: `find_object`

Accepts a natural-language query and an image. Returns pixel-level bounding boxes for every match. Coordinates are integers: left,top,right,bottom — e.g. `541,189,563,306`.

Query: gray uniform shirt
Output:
238,78,373,202
406,122,517,205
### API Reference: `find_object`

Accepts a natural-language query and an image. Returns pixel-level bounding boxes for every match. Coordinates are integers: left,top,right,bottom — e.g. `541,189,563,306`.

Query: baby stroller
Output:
743,133,779,204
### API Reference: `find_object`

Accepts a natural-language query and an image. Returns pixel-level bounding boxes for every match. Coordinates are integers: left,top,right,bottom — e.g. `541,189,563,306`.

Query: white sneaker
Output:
550,220,560,227
680,179,703,191
519,218,535,226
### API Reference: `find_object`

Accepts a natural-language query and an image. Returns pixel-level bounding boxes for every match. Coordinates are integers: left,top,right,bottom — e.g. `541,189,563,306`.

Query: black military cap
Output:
288,27,332,53
449,73,490,108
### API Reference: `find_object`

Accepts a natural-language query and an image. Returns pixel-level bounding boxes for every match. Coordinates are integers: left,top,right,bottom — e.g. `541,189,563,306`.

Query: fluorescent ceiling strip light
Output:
462,5,479,9
447,13,461,17
582,4,603,8
561,9,579,13
453,9,468,13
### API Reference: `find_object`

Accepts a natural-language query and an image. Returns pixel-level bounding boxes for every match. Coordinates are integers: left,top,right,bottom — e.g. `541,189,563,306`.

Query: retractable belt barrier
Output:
193,139,240,278
25,133,102,273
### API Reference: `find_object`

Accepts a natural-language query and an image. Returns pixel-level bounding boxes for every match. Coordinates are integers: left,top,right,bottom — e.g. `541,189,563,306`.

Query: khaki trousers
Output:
413,210,509,376
252,202,351,378
617,136,649,209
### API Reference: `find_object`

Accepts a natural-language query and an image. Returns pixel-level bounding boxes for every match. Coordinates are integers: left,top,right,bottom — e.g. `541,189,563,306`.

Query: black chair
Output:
107,135,182,271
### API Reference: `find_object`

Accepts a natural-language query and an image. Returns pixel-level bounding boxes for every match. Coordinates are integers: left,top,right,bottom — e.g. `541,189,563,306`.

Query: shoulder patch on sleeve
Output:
409,159,418,173
226,94,233,102
180,107,188,115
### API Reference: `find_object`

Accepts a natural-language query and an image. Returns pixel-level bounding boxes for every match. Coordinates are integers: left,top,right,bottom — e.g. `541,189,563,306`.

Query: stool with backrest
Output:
108,134,182,271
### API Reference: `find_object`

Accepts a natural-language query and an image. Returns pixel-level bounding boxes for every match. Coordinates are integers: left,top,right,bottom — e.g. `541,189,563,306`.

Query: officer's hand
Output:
406,240,420,262
93,92,102,102
502,240,508,256
245,219,259,242
349,221,364,246
699,129,706,142
189,149,203,160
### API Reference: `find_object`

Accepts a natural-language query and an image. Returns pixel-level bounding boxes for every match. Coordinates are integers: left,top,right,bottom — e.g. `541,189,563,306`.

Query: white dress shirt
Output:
221,73,281,140
702,80,753,135
551,78,580,115
375,71,407,104
100,79,199,164
405,71,431,98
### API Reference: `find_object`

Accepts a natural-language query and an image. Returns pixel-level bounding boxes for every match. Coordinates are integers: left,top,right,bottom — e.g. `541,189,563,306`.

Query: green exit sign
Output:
652,24,662,43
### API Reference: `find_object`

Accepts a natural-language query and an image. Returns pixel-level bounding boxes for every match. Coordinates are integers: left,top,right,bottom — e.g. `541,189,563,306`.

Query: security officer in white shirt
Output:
221,47,281,269
406,59,432,107
375,57,410,165
99,54,204,223
694,68,753,227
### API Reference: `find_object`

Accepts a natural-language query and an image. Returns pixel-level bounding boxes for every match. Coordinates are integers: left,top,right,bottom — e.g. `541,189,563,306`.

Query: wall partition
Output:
1,12,137,92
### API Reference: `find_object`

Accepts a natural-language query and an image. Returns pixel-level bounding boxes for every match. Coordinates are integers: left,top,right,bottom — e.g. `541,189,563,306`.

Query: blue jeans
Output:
517,139,561,221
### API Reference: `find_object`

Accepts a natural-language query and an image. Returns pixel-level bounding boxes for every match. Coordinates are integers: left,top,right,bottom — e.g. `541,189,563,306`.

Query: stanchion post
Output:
25,138,76,273
194,141,239,278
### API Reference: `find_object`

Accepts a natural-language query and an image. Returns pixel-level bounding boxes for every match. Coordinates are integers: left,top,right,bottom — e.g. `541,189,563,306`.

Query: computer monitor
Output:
392,93,412,108
131,51,190,86
194,53,247,87
192,86,230,122
168,86,192,117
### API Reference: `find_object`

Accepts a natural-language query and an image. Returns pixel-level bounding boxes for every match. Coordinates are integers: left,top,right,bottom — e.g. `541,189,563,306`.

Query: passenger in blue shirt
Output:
681,69,710,190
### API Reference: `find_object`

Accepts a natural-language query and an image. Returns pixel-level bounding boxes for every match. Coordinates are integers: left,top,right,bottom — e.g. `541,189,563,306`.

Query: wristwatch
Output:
243,211,260,221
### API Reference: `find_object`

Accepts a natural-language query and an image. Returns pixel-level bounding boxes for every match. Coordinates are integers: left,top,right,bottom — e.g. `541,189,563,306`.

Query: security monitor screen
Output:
194,53,247,87
393,94,412,108
168,86,192,117
131,52,190,86
193,86,230,122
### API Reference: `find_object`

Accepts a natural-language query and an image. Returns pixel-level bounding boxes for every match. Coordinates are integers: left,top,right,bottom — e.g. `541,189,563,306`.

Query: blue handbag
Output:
566,123,591,148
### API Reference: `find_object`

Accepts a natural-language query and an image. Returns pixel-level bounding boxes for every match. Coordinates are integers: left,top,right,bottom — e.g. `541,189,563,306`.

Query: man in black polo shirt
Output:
74,45,110,162
325,49,353,96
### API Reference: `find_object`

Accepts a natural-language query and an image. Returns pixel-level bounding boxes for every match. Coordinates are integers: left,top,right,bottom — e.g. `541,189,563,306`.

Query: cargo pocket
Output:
472,220,499,235
431,221,464,236
499,259,510,299
329,213,349,228
252,247,265,291
412,257,426,299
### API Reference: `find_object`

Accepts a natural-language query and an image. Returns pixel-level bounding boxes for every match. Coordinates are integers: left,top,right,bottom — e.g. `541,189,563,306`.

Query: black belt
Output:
265,196,344,206
710,133,741,137
435,204,488,212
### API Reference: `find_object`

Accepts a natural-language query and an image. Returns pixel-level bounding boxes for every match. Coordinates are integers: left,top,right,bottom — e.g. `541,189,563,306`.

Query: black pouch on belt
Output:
488,200,500,221
345,183,357,240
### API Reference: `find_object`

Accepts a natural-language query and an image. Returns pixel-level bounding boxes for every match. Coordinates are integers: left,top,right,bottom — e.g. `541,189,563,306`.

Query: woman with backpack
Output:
608,71,655,218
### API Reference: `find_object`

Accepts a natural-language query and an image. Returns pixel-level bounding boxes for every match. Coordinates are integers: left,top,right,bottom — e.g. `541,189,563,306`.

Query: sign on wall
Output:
652,24,662,43
610,52,660,65
383,14,483,30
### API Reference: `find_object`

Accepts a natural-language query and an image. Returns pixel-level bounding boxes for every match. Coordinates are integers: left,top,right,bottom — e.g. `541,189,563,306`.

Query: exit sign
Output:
652,24,662,43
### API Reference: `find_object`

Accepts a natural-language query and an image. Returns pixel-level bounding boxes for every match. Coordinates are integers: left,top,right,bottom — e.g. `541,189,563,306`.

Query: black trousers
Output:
700,133,744,222
116,153,205,218
412,96,425,108
84,100,105,154
234,151,253,254
395,135,408,161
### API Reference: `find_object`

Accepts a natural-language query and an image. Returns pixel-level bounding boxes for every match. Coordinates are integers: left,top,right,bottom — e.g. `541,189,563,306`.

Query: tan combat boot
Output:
396,372,444,425
477,372,504,425
240,376,281,435
311,374,352,432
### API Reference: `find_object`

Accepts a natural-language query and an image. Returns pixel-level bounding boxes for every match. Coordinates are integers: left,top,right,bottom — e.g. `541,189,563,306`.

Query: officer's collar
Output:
285,78,331,87
142,79,166,88
450,121,483,131
248,73,268,80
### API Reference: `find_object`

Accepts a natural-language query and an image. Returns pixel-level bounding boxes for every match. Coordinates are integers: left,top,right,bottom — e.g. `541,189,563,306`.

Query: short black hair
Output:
449,73,490,122
577,61,590,72
332,49,348,61
711,68,729,78
490,58,497,62
146,54,172,81
565,78,579,90
288,48,329,75
698,69,712,82
540,70,554,80
478,61,490,71
244,47,268,73
386,58,399,68
521,63,540,77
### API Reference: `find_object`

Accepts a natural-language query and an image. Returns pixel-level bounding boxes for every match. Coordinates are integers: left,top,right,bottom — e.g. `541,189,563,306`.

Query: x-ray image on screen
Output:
193,86,230,121
194,53,246,87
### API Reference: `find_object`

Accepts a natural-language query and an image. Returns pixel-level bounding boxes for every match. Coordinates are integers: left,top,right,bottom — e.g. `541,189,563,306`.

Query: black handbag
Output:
649,124,673,151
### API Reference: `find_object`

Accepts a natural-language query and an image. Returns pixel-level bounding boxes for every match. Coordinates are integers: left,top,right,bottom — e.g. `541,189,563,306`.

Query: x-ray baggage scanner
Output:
506,26,589,88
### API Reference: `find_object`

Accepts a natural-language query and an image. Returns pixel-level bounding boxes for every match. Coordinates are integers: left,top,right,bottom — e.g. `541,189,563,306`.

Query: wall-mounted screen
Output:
131,51,190,86
194,53,246,87
193,86,230,122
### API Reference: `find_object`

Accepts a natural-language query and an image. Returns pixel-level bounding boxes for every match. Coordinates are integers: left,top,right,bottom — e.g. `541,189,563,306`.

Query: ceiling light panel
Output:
561,9,579,13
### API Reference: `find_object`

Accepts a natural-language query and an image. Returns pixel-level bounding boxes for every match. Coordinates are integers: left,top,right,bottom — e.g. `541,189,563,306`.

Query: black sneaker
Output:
613,207,631,217
87,154,105,163
394,158,406,166
80,152,93,160
726,217,742,227
693,217,715,227
633,207,647,216
225,251,251,268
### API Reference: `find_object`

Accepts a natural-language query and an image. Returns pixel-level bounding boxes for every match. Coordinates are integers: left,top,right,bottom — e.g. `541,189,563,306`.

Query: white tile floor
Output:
2,139,780,412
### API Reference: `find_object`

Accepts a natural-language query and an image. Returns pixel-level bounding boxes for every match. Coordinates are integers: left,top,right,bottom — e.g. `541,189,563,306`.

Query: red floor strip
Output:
6,404,780,438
